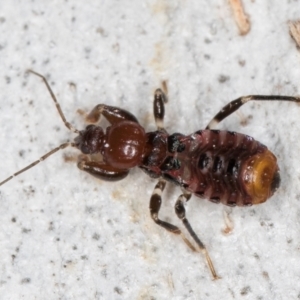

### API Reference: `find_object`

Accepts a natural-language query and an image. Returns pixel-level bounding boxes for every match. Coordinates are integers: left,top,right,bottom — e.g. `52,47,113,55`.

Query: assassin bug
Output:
1,70,300,280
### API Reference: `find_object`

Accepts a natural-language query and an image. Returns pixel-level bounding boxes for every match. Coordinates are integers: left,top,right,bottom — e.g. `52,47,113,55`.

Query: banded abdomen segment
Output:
174,130,280,207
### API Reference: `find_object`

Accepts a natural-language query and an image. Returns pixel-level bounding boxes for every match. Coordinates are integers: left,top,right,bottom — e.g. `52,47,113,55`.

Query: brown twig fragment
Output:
229,0,251,35
289,21,300,49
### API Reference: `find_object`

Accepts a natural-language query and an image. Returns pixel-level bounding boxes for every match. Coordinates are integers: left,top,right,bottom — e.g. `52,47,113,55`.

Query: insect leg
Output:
206,95,300,129
222,207,234,235
149,179,197,251
175,190,220,280
153,87,167,130
77,155,129,181
86,104,139,125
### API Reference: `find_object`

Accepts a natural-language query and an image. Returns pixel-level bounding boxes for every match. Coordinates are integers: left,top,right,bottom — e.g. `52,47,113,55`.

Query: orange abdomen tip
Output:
242,149,280,205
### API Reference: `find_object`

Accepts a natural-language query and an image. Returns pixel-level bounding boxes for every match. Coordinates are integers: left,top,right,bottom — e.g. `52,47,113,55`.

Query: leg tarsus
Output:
222,207,234,235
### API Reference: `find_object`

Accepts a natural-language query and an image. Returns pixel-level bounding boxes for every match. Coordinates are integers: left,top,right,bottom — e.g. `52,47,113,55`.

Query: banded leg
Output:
175,191,220,280
206,95,300,129
150,179,197,251
153,86,168,130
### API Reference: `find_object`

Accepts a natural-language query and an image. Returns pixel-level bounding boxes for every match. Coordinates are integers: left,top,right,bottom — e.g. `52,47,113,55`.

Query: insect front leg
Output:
77,155,129,181
175,190,220,280
206,94,300,129
86,104,139,124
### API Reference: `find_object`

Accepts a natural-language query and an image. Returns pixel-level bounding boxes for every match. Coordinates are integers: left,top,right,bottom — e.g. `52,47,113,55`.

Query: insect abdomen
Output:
175,130,280,207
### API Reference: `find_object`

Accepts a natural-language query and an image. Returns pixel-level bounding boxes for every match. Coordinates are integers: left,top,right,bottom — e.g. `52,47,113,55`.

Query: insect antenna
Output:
0,142,76,186
27,70,80,134
0,70,81,186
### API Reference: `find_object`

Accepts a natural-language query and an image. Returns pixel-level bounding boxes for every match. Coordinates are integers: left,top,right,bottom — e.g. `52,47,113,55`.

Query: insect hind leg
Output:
149,179,198,251
206,95,300,129
175,190,220,280
149,179,219,279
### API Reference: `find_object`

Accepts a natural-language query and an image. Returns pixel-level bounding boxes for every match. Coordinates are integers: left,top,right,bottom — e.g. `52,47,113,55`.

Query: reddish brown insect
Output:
1,70,300,279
